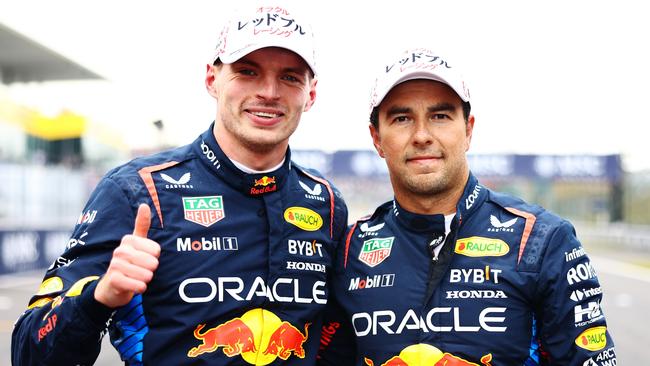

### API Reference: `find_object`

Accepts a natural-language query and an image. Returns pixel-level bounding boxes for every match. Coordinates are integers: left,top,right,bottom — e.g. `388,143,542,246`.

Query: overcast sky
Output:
2,0,649,171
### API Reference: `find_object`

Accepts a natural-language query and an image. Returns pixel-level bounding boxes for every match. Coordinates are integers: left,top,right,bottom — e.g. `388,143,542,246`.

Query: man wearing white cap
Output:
13,5,347,365
318,48,616,365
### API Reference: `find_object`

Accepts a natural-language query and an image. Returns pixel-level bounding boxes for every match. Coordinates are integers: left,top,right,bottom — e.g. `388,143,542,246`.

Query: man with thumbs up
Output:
94,204,161,309
12,5,347,366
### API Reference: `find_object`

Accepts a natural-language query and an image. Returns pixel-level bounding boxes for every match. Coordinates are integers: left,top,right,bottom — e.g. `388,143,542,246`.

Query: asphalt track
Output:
1,254,648,365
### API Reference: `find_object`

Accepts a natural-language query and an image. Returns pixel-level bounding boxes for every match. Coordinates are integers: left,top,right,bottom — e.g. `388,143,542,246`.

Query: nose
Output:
412,119,433,146
257,76,281,101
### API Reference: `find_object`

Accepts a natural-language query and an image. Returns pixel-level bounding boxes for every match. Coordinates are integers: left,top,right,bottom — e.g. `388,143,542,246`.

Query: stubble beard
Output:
400,157,466,198
403,171,451,197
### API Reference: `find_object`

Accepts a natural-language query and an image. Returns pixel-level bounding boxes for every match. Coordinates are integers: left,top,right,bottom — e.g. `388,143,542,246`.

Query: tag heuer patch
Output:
359,237,394,267
182,196,225,227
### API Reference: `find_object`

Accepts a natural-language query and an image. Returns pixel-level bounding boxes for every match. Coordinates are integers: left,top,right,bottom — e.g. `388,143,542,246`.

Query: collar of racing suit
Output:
192,122,292,197
387,173,488,302
391,199,446,233
390,173,486,230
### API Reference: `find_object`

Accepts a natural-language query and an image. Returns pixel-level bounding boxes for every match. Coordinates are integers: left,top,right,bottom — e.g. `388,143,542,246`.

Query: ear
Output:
369,123,385,158
464,114,475,152
303,78,318,112
205,64,219,99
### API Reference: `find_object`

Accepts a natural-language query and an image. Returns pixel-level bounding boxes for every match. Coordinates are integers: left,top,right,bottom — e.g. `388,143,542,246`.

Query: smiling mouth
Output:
248,111,283,119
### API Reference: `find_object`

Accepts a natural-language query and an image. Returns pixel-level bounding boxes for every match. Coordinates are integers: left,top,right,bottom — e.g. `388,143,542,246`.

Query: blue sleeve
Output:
11,177,137,365
317,289,356,366
535,221,617,365
317,223,355,366
332,185,349,243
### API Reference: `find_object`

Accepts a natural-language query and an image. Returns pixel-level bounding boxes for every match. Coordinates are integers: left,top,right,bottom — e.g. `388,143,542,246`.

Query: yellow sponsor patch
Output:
284,207,323,231
27,297,53,309
35,277,64,296
575,326,607,351
65,276,99,297
455,236,510,257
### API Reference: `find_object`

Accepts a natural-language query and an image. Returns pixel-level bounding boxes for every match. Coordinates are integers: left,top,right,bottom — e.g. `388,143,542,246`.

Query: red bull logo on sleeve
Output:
364,344,493,366
188,308,310,365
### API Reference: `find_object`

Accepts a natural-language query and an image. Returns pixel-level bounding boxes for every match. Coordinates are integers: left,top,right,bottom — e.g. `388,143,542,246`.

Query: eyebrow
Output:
385,102,458,116
233,58,308,75
428,102,457,113
385,106,412,116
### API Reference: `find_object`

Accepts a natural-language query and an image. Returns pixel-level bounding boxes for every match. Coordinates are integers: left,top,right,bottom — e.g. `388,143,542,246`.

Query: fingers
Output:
121,234,161,258
112,243,159,273
94,205,160,308
132,203,152,238
108,257,154,289
106,270,149,295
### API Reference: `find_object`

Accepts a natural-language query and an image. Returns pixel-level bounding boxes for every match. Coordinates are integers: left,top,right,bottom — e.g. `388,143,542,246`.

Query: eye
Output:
281,74,302,83
237,68,257,76
392,115,412,124
431,113,450,120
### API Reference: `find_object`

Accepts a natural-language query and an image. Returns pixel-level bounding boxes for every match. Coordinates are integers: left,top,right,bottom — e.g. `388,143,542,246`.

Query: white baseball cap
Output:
211,5,317,76
369,48,470,114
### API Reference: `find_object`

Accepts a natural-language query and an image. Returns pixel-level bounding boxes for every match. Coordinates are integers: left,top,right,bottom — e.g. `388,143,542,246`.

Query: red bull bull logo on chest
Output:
364,344,493,366
188,308,310,365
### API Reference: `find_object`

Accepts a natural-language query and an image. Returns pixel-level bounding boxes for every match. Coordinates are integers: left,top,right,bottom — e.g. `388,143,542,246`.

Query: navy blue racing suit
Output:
12,123,348,365
318,173,616,366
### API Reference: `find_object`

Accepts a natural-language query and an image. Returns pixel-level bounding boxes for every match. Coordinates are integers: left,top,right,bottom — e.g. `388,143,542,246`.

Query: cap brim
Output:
216,40,317,77
373,70,469,108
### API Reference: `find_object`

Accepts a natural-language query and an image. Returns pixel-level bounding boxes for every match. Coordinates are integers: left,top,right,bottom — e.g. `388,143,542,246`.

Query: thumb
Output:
133,204,152,237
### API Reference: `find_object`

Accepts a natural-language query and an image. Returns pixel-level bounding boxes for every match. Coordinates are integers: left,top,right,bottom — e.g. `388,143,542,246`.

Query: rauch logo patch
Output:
455,237,509,257
284,207,323,231
575,326,607,351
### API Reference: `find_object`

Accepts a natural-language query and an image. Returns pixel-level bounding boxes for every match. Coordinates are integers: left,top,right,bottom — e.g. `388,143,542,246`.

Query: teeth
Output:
252,111,280,118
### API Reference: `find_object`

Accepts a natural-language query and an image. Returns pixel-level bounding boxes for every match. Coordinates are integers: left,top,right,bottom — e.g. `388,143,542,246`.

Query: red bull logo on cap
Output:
188,308,310,365
364,344,493,366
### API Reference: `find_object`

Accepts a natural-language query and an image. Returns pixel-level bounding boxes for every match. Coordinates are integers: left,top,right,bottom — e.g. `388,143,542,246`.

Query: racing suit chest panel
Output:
337,219,433,357
423,211,538,363
336,206,540,365
135,158,335,363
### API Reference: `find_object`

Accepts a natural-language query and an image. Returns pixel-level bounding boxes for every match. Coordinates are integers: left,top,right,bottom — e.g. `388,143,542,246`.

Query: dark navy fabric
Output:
12,123,348,365
319,174,616,366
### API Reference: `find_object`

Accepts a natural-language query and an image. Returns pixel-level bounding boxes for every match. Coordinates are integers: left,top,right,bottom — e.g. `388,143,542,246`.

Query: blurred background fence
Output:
1,151,650,275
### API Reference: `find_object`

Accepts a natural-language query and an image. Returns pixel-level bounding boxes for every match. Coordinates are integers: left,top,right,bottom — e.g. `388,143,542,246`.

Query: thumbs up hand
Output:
95,204,161,308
